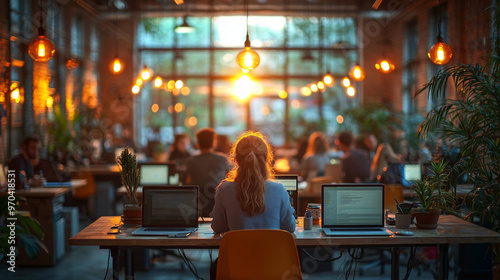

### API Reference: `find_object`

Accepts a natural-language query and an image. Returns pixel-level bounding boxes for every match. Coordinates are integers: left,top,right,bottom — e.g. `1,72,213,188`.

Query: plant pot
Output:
123,204,142,225
395,213,412,229
413,209,440,229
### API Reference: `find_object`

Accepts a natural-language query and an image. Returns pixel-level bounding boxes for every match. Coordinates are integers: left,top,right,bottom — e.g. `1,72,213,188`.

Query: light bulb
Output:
154,77,163,88
110,57,124,74
28,35,55,62
347,86,356,97
349,64,365,81
342,77,351,88
428,37,452,65
236,47,260,71
323,72,335,87
375,59,395,73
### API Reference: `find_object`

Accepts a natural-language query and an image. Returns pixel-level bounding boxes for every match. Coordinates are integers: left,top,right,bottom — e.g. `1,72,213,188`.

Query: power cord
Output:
299,247,343,262
177,249,204,280
403,247,417,280
103,249,111,280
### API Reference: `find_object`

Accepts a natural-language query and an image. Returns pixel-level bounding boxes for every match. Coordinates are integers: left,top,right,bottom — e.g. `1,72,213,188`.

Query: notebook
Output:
131,186,199,236
139,163,170,186
402,164,422,186
275,175,298,218
321,183,391,236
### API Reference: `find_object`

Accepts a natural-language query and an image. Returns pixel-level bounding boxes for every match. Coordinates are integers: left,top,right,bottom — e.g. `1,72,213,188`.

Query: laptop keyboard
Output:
328,227,384,232
144,228,189,232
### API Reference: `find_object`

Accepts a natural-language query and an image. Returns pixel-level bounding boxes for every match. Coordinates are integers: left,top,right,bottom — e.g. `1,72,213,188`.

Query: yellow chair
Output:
216,229,302,280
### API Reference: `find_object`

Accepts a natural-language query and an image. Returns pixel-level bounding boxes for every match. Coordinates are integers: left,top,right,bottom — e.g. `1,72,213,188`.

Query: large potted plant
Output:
116,147,142,225
412,160,456,229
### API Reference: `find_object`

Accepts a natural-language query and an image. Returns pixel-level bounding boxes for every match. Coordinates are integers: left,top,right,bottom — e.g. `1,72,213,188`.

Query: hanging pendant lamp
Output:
236,0,260,71
28,0,55,62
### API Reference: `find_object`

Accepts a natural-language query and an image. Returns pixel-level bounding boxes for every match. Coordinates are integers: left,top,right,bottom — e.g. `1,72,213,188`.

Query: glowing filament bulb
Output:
38,43,46,57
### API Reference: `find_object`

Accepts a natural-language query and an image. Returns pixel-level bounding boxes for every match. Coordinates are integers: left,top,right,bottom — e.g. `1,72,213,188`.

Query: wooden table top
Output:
68,164,120,175
70,215,500,248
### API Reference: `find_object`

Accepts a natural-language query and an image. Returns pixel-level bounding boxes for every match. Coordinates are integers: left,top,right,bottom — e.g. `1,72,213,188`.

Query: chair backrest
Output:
216,229,302,280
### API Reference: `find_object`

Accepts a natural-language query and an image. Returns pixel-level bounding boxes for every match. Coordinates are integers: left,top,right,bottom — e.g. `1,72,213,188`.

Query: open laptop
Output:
402,164,422,186
139,163,170,186
132,186,199,236
275,175,298,218
321,183,391,236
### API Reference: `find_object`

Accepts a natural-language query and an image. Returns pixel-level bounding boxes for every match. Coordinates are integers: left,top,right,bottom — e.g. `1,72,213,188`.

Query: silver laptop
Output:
321,183,391,236
275,175,298,218
131,186,199,237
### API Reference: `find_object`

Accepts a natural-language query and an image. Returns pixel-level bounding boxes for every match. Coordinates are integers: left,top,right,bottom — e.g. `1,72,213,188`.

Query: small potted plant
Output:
412,160,456,229
116,147,142,225
394,198,414,229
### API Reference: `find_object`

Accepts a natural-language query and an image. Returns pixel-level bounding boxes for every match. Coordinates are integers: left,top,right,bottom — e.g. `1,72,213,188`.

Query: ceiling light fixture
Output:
28,0,55,62
175,16,195,33
349,63,365,81
236,0,260,71
428,4,452,65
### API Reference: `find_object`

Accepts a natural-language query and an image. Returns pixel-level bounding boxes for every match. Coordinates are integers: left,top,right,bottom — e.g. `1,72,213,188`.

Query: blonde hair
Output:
304,131,329,158
224,131,274,216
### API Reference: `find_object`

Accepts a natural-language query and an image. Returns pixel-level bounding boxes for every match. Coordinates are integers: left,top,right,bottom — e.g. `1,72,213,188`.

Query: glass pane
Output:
250,97,285,146
214,50,241,75
287,17,320,47
175,17,211,47
288,50,320,75
251,79,284,97
139,18,175,48
323,50,358,75
214,96,247,135
254,50,285,75
140,51,175,76
213,16,246,47
249,17,286,47
175,51,210,75
180,78,210,134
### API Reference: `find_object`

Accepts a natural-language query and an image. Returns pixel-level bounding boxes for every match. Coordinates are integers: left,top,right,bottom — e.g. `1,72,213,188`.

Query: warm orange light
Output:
260,106,270,115
136,78,143,86
291,99,301,109
278,90,288,99
11,83,20,103
236,47,260,71
110,57,124,74
181,87,190,96
140,66,152,81
234,75,254,100
342,77,351,88
274,158,290,173
375,59,395,73
336,115,344,124
132,85,140,94
301,87,312,96
174,103,184,113
317,81,325,90
349,64,365,81
167,80,176,90
175,80,183,89
310,84,318,92
46,96,54,108
347,86,356,97
323,72,335,87
151,103,159,113
428,37,453,65
168,105,174,113
28,35,55,62
154,77,163,88
187,116,198,126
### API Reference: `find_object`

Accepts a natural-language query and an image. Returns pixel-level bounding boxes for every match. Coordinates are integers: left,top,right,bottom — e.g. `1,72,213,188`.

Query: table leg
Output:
110,248,121,280
438,244,449,280
391,247,400,280
125,249,135,280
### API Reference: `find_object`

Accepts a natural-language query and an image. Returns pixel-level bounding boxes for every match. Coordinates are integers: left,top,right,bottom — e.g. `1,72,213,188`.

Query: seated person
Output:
301,132,331,181
185,128,231,217
356,133,378,163
8,135,41,189
168,133,192,181
336,131,371,183
371,142,399,182
210,131,296,279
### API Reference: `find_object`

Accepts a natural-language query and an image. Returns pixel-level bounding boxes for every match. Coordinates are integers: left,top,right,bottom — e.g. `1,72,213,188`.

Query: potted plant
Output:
411,160,456,229
116,147,142,225
394,199,414,229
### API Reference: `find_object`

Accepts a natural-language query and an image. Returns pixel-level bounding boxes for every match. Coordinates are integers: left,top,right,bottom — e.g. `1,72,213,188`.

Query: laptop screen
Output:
275,175,298,218
142,186,199,228
322,184,385,227
403,164,421,183
139,164,169,185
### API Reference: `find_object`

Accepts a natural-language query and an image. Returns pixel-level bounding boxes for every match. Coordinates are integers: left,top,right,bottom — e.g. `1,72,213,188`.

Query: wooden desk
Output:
70,215,500,280
67,164,121,176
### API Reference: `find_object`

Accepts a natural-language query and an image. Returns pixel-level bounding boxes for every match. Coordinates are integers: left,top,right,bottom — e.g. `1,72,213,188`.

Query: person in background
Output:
209,132,295,279
301,132,331,181
215,134,232,155
336,131,371,183
185,128,231,217
370,142,399,182
356,133,378,163
168,133,192,181
8,135,41,189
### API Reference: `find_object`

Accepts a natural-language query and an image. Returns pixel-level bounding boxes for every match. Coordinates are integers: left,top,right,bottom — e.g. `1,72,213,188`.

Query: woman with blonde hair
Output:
301,131,331,181
211,131,296,234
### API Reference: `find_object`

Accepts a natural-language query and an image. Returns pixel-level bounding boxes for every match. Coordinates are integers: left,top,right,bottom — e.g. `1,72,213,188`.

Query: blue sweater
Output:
211,180,296,233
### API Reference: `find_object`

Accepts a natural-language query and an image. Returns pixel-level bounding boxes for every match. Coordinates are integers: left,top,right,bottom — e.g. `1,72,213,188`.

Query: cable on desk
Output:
103,249,111,280
209,249,213,264
177,249,204,280
344,248,363,280
299,248,343,262
403,247,417,280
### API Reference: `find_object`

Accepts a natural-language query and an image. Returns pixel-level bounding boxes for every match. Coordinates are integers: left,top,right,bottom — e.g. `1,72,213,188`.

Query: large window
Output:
137,16,359,146
402,19,418,115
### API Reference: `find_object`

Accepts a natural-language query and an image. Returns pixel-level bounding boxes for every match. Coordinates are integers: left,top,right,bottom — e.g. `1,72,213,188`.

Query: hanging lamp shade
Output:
28,28,55,62
349,64,365,81
175,17,195,33
375,58,395,73
428,36,452,65
236,35,260,71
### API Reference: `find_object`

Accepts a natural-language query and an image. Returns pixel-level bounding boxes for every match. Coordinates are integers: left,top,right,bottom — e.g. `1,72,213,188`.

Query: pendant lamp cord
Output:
39,0,44,35
437,1,442,39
